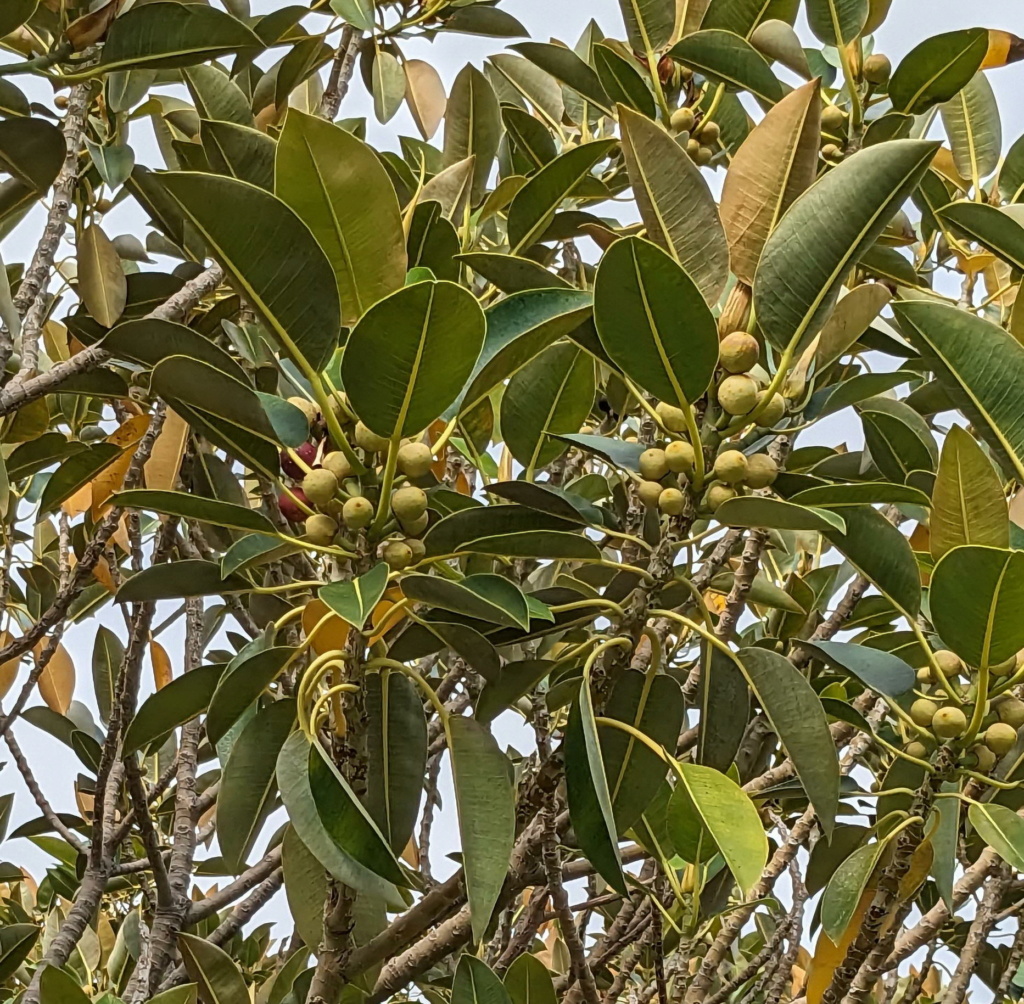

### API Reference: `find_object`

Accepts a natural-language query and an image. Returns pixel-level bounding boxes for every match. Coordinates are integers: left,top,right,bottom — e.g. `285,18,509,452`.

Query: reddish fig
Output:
281,441,317,478
278,488,309,522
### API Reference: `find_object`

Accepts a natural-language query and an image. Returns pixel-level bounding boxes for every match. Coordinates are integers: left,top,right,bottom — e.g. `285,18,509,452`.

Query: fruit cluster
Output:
276,396,435,569
668,105,720,166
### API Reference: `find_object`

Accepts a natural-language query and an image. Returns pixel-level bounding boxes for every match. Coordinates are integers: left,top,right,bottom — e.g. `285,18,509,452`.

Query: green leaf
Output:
276,731,403,904
38,964,90,1004
457,253,569,294
510,42,613,114
669,29,783,103
565,686,626,895
553,433,645,473
78,224,126,328
282,825,327,949
893,300,1024,484
218,698,296,873
0,118,64,226
804,0,867,46
618,0,675,52
183,65,252,126
617,107,729,307
602,671,684,833
940,72,1001,182
930,545,1024,667
821,842,881,942
160,172,340,372
968,802,1024,872
123,663,224,754
201,119,276,190
444,65,502,205
365,670,427,853
738,646,840,836
719,79,820,285
673,762,768,895
453,956,512,1004
116,559,249,604
402,574,530,630
455,288,593,417
178,933,250,1004
504,954,556,1004
114,490,276,535
931,425,1008,560
91,625,123,726
318,563,389,631
822,505,921,619
0,0,36,39
697,644,750,773
800,641,916,697
788,482,930,509
500,341,595,473
507,141,615,254
307,738,407,886
932,782,960,909
594,44,656,117
424,504,580,556
753,140,937,354
464,530,601,561
98,2,262,72
1000,132,1024,203
594,236,718,406
486,481,604,526
702,0,799,37
488,55,563,133
714,496,846,532
330,0,374,31
449,715,516,943
206,647,294,746
937,201,1024,272
857,396,937,483
276,109,407,325
888,28,988,116
476,660,554,725
0,925,38,984
342,279,485,439
38,443,121,515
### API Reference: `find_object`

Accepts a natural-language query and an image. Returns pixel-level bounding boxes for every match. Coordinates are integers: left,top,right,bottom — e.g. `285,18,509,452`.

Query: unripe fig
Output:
382,540,413,570
278,489,309,523
399,512,429,536
998,697,1024,729
670,106,695,133
304,514,338,546
910,698,939,728
904,741,929,760
932,706,967,740
656,401,688,432
639,448,670,481
658,488,685,516
342,495,374,530
637,480,664,508
713,449,748,484
820,104,846,133
686,138,700,158
755,391,786,427
321,451,353,481
862,53,891,84
973,744,997,772
745,453,778,489
822,143,843,161
933,649,963,677
281,441,317,478
54,94,69,109
288,396,319,427
916,666,933,685
95,197,113,214
705,484,737,511
392,486,428,521
985,722,1018,757
665,439,695,474
717,374,759,416
991,653,1018,676
355,421,389,453
695,145,714,166
406,537,427,562
719,331,759,374
397,442,433,478
699,120,720,143
302,468,339,507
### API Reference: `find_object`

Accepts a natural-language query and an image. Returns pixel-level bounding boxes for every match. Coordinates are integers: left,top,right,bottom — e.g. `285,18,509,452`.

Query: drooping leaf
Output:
276,110,407,325
594,237,718,406
342,280,485,439
821,842,882,943
753,140,937,353
697,644,750,772
0,118,64,225
160,172,340,372
617,106,729,306
930,545,1024,668
448,715,516,943
940,72,1001,182
738,646,840,836
800,641,916,697
444,65,502,204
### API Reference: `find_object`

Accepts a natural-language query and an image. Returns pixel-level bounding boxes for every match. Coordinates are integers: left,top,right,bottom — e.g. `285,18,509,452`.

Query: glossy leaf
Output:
444,65,501,204
702,0,800,36
178,933,250,1004
888,28,988,115
618,107,729,306
714,496,846,532
319,563,389,631
753,140,937,353
206,646,294,746
968,802,1024,872
669,30,782,103
940,72,1001,182
449,715,516,943
123,663,223,754
930,545,1024,667
821,842,881,942
857,396,937,483
800,641,915,696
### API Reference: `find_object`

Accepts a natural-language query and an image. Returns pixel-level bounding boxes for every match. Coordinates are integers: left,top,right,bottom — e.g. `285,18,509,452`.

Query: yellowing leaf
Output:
302,598,350,656
34,640,75,715
77,223,127,328
981,29,1024,69
144,408,189,492
92,556,117,594
150,640,173,689
806,884,874,1004
91,414,150,517
0,632,21,701
405,59,446,140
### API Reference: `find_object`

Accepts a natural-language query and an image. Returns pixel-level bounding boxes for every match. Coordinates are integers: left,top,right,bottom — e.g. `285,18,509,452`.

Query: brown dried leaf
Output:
405,59,447,140
35,640,75,715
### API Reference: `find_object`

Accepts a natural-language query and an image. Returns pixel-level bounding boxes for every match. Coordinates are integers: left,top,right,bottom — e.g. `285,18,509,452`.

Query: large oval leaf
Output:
342,279,485,439
443,65,501,204
800,640,916,697
938,201,1024,272
752,140,937,353
594,237,718,405
940,72,1001,182
160,172,340,372
276,110,406,325
888,28,988,116
805,0,867,46
930,545,1024,667
669,29,783,104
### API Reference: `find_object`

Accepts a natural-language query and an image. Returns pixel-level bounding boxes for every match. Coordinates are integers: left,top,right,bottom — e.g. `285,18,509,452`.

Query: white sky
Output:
2,0,1024,972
